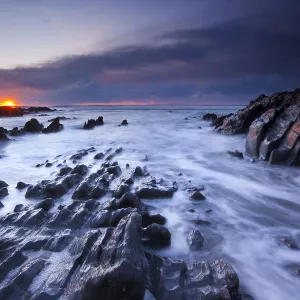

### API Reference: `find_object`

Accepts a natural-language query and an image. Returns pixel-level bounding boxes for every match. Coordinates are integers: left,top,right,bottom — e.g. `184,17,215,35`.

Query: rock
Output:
0,201,3,208
191,219,211,225
280,237,298,249
269,120,300,165
205,209,213,213
83,116,104,129
14,204,24,212
113,183,130,198
202,113,217,121
48,116,71,122
45,162,52,167
0,187,8,198
120,119,129,126
0,106,23,117
41,117,63,133
24,118,44,133
33,198,54,211
134,166,144,176
187,230,204,250
107,165,122,176
71,164,88,176
68,213,148,299
145,252,240,300
0,180,8,188
188,208,195,212
141,212,166,227
0,127,9,140
8,127,24,136
16,181,29,189
136,178,177,199
246,108,278,157
227,150,244,159
94,152,104,159
142,223,171,247
57,166,72,176
70,150,88,160
190,191,206,200
259,105,300,161
109,192,141,210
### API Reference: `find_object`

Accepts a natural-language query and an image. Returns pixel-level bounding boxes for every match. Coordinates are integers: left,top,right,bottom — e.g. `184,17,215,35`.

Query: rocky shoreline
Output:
203,88,300,166
0,106,57,118
0,144,242,299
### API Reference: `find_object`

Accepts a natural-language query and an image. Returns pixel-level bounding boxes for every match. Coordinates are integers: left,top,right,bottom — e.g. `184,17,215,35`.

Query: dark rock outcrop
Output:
120,119,128,126
204,88,300,166
0,187,8,198
16,182,29,190
142,223,171,247
83,116,104,129
0,106,23,117
227,150,244,159
0,127,9,141
23,118,44,133
41,117,63,133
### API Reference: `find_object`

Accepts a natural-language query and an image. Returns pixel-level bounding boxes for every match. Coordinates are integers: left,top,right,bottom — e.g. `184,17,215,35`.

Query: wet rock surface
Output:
0,152,241,299
24,118,44,133
83,116,104,129
0,127,9,141
204,88,300,166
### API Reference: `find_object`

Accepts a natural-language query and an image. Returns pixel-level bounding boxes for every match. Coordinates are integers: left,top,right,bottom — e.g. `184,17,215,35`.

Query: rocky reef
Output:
0,147,241,299
203,88,300,166
0,106,56,117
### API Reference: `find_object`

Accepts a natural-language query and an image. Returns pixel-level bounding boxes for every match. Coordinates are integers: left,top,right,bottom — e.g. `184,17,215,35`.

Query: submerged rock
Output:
94,152,104,159
227,150,244,159
120,119,128,126
0,180,8,188
190,190,206,200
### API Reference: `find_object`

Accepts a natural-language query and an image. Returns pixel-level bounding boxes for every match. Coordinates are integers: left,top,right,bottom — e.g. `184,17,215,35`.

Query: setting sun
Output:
0,99,17,107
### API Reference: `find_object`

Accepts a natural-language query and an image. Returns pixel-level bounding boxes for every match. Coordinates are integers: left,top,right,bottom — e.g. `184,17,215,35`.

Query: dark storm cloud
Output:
1,0,300,104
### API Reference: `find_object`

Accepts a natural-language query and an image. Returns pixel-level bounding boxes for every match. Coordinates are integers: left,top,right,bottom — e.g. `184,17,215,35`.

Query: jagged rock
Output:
25,180,67,199
42,117,63,133
135,178,177,199
94,152,104,159
72,173,107,200
227,150,244,159
83,116,104,129
0,180,8,188
187,230,204,250
14,204,24,212
0,201,3,208
16,181,29,189
0,127,9,140
190,190,206,200
68,213,148,299
269,120,300,165
8,127,24,136
105,147,123,161
145,252,240,300
142,223,171,247
246,108,278,157
0,187,8,198
24,118,44,133
259,105,300,160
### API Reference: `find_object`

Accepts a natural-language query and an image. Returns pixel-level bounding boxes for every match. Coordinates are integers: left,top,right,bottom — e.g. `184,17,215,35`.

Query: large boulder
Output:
23,118,44,133
68,213,148,299
142,223,171,247
187,230,204,250
41,117,63,133
246,108,278,157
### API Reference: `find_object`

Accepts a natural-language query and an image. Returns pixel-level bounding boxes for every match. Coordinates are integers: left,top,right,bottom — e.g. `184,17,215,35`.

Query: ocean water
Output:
0,105,300,300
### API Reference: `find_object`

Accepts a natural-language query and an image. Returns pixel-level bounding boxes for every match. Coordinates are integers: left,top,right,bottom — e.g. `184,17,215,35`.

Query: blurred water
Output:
0,106,300,300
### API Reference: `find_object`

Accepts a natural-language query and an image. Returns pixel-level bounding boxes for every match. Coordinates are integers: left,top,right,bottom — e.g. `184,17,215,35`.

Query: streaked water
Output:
0,106,299,300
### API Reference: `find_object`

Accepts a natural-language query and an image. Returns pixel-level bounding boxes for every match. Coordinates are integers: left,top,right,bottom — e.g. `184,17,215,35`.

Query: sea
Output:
0,105,300,300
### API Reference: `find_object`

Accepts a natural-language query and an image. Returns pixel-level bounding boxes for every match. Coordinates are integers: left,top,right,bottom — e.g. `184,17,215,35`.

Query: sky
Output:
0,0,300,106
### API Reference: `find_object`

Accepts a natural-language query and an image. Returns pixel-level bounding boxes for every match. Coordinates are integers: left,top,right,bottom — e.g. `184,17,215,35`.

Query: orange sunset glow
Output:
0,99,17,107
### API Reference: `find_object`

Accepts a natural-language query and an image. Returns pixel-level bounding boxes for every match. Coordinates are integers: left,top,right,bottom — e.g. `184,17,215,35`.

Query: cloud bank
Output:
1,1,300,105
